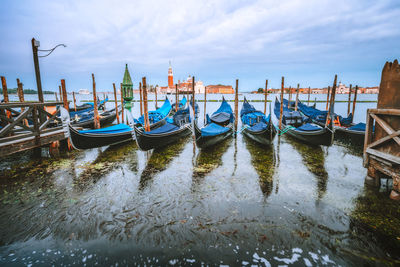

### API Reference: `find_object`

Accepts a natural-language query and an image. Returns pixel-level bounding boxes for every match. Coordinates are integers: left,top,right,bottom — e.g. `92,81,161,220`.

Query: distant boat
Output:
78,89,90,95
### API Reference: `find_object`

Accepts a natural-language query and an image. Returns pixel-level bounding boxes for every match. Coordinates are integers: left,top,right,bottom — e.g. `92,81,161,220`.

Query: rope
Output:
275,125,295,136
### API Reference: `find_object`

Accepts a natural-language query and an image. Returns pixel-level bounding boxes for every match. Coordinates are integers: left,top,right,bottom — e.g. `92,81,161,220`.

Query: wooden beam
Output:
366,147,400,165
368,129,400,149
368,109,400,116
370,113,400,146
139,82,143,116
0,107,32,137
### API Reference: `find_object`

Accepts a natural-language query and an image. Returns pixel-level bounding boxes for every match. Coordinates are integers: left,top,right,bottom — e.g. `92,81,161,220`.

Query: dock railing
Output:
363,108,400,199
0,102,66,156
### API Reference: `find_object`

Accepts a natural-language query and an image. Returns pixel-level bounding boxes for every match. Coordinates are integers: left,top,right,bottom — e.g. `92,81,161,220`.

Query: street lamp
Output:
31,38,66,103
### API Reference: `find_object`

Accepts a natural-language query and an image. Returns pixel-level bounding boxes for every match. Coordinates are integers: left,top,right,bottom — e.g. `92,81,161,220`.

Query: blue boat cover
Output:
147,122,179,134
70,99,107,117
172,97,187,109
348,122,366,132
180,97,187,107
241,100,269,127
136,98,172,125
210,99,234,123
201,123,230,137
296,123,321,131
79,123,131,134
295,99,353,126
248,121,269,132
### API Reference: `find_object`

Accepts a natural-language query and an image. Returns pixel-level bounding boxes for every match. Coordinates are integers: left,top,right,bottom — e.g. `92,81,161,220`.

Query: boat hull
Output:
68,124,133,150
194,121,233,149
134,125,191,151
284,123,334,146
242,122,277,146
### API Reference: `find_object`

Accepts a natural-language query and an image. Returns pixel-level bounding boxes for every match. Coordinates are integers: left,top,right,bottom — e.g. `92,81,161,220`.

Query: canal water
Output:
1,93,399,266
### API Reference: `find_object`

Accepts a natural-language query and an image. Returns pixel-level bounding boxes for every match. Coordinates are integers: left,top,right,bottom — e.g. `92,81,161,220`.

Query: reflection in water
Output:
75,142,138,191
192,137,232,180
245,138,275,197
232,135,238,176
286,137,328,200
139,136,189,190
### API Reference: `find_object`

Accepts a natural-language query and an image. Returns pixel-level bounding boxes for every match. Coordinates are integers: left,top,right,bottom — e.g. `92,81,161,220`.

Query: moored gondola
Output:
60,107,133,150
294,99,366,146
193,97,234,149
134,105,192,151
135,97,171,130
274,98,333,146
71,106,119,129
240,97,276,145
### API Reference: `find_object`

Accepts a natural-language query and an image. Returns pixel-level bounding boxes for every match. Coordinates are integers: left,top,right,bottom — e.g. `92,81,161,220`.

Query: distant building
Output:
206,85,234,94
158,62,205,94
78,89,90,95
365,86,379,94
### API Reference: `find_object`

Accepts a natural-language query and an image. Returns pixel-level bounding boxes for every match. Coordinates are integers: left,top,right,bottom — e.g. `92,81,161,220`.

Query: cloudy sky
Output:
0,0,399,92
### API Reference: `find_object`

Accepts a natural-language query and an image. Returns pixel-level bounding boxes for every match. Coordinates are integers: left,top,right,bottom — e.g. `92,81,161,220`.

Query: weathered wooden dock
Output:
364,60,400,200
0,102,66,157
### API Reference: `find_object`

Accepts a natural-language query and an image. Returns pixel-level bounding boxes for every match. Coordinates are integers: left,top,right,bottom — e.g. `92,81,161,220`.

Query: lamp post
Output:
31,38,66,103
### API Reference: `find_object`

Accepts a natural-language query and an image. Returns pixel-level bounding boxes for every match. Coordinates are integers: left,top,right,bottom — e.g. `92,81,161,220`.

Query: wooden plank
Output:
0,130,65,157
366,147,400,165
369,109,400,116
0,127,63,144
0,102,64,108
370,113,400,146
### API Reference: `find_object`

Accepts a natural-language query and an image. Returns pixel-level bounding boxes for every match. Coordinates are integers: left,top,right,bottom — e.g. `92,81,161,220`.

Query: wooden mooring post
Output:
204,84,207,124
72,92,77,111
139,82,143,116
279,77,284,130
234,79,239,131
325,76,337,127
307,86,311,106
92,74,100,129
295,83,300,111
364,60,400,200
175,83,179,112
120,83,125,124
352,85,358,123
113,83,120,124
142,77,150,132
326,86,331,110
347,84,352,116
192,76,196,118
1,76,11,120
264,79,268,115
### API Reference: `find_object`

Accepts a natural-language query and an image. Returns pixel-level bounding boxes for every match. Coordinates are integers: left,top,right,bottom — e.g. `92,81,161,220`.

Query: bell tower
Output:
168,61,173,88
